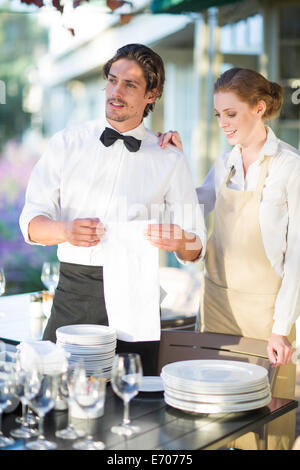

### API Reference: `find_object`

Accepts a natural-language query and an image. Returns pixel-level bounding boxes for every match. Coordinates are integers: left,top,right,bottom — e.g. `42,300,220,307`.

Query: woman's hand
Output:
156,130,183,151
267,333,295,367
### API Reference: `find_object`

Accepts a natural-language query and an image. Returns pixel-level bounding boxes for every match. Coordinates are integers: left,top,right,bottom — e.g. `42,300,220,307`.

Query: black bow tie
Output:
100,127,141,153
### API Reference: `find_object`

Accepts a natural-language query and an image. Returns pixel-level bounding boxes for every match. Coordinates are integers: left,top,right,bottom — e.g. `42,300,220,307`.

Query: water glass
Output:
10,368,40,439
72,365,106,450
55,364,85,440
26,374,58,450
0,362,16,447
0,350,18,365
41,262,59,293
0,268,5,295
0,269,5,317
111,353,143,436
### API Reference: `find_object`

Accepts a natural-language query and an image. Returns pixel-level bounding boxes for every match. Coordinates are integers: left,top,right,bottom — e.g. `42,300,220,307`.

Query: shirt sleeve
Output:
272,161,300,336
196,165,217,218
195,149,233,218
164,151,207,264
19,131,64,245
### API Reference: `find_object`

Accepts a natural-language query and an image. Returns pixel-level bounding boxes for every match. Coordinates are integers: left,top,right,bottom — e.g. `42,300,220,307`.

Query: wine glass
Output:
41,262,59,293
25,374,58,450
0,361,16,447
0,268,5,317
0,268,5,296
72,365,106,450
55,364,85,440
111,353,143,437
0,350,18,365
2,348,39,429
10,368,40,439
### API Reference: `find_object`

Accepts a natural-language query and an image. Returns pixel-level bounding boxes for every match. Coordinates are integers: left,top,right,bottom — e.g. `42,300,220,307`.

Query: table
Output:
0,292,195,345
0,293,47,344
0,294,298,452
0,370,297,451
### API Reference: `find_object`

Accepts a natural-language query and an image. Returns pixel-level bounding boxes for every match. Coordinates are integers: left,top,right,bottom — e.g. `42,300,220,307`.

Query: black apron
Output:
42,262,160,375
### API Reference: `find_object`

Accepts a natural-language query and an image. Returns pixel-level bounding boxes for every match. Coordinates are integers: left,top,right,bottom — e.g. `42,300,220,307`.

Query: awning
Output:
151,0,242,14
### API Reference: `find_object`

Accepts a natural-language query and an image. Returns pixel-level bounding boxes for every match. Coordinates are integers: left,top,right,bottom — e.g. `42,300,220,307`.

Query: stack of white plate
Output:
161,360,272,414
56,324,117,380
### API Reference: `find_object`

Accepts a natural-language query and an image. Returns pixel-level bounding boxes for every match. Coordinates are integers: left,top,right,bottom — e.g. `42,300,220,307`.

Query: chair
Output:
157,329,278,450
159,267,201,330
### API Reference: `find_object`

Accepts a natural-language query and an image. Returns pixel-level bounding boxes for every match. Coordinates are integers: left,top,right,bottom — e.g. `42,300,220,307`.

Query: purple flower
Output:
0,138,57,294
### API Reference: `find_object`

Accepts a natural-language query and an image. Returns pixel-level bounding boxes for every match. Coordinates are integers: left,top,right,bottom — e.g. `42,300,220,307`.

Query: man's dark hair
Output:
103,43,165,118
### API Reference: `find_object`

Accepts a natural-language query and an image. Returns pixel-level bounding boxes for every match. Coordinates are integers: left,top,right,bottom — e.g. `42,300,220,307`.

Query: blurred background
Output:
0,0,300,295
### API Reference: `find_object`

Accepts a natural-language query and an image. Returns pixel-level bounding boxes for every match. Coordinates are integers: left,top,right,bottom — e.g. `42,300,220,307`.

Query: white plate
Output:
58,342,116,350
164,383,271,404
56,324,116,344
164,392,272,414
139,376,164,392
161,360,268,390
161,374,268,395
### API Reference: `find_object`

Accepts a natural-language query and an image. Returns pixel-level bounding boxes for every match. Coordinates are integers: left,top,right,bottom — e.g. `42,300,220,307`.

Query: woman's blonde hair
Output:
214,68,283,120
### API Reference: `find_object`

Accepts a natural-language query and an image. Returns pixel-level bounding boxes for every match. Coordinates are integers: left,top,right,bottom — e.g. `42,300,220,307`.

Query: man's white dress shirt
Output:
20,117,206,264
197,126,300,336
19,117,206,341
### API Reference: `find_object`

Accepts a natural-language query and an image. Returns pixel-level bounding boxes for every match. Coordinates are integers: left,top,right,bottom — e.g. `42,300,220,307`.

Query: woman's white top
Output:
197,126,300,336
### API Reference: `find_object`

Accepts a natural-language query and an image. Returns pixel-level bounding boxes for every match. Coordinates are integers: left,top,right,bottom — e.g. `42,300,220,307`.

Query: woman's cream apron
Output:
200,156,296,450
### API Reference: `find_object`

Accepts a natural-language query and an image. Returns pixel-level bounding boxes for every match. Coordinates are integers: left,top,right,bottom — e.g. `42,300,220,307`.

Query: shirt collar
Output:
104,117,147,141
227,125,280,169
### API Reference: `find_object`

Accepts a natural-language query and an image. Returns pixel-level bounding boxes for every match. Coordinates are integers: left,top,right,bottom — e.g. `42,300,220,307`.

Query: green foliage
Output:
0,8,48,146
0,9,54,294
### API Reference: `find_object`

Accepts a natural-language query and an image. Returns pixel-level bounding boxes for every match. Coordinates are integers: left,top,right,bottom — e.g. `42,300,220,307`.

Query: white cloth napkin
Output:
102,220,160,342
17,340,69,375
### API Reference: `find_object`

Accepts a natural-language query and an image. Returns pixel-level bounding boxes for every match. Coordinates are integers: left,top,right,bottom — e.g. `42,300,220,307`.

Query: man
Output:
20,44,206,375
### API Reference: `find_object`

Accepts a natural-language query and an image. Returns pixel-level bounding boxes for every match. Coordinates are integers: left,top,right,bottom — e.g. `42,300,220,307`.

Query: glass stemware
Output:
18,406,39,427
0,268,6,317
110,353,143,437
10,368,40,439
0,361,16,447
0,348,39,429
25,374,58,450
0,268,5,296
41,262,60,293
72,365,106,450
55,365,85,440
0,350,18,365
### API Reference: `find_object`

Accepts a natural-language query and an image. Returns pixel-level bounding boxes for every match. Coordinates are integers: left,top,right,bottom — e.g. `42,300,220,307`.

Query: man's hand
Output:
267,333,295,367
144,223,202,262
28,215,106,246
64,218,106,247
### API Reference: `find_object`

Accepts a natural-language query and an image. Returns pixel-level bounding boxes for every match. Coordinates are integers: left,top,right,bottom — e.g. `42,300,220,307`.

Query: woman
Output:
157,68,300,450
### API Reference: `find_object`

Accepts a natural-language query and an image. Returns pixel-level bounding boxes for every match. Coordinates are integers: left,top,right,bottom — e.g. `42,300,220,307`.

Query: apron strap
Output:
221,155,271,197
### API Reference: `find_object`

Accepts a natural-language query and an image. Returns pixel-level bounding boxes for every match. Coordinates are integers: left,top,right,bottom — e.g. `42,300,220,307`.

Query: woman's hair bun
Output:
214,68,283,121
266,82,283,120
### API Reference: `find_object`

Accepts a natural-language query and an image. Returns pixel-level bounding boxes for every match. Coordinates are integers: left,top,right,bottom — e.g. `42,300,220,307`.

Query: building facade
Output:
35,0,300,267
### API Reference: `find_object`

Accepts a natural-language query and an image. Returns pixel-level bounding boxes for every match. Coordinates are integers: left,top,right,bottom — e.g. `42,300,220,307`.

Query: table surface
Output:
0,292,48,344
0,293,195,345
1,379,298,451
0,294,298,451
